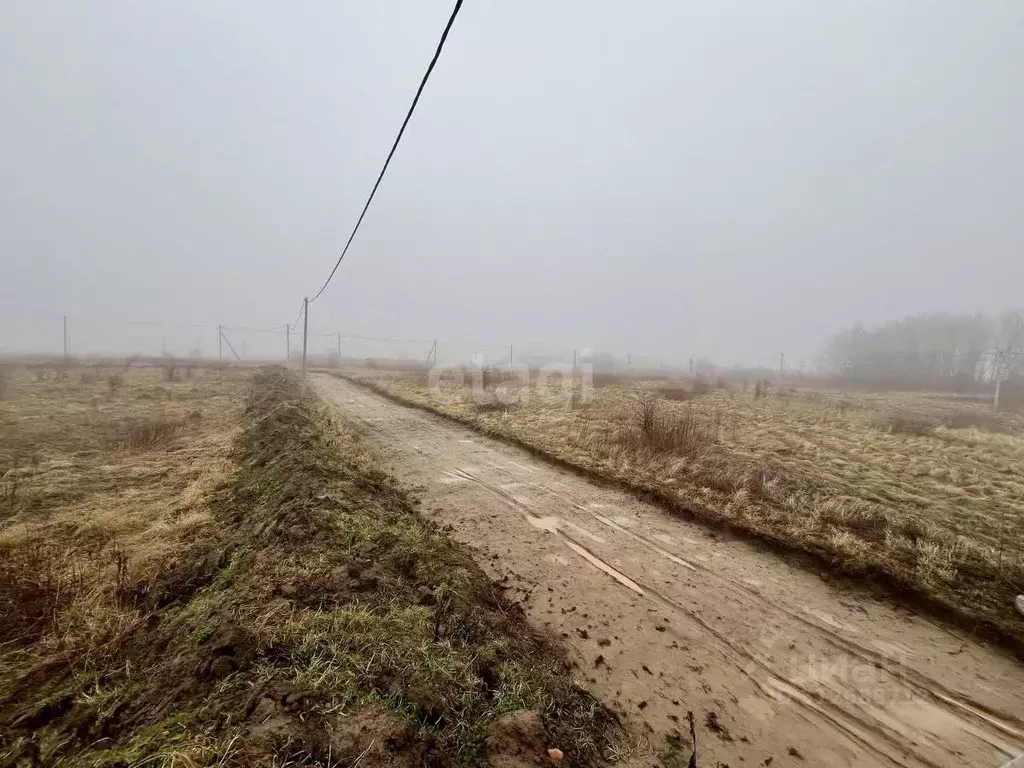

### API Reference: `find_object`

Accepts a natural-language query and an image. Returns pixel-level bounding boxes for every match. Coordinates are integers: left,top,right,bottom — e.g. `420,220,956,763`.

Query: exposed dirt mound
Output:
486,709,552,768
0,368,620,766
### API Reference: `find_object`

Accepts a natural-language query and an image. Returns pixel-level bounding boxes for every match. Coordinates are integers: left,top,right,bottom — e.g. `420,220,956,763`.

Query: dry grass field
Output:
0,363,244,654
342,367,1024,646
0,364,620,766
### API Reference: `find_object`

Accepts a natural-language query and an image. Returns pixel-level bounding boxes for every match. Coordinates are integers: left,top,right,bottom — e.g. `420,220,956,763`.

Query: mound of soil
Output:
486,709,553,768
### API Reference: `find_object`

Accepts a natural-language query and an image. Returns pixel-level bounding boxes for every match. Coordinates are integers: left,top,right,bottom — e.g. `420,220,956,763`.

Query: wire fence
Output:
4,313,1017,386
0,312,672,373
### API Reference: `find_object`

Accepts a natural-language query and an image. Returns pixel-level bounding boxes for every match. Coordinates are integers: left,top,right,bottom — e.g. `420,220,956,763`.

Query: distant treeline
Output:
823,310,1023,391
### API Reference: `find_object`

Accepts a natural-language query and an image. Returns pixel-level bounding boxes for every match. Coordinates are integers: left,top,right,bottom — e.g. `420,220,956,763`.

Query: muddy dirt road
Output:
315,375,1024,768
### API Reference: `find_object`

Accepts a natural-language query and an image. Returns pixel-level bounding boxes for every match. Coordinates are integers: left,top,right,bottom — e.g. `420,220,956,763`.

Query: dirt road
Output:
315,374,1024,768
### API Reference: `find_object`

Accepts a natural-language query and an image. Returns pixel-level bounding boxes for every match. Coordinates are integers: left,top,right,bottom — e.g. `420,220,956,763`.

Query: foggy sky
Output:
2,1,1022,365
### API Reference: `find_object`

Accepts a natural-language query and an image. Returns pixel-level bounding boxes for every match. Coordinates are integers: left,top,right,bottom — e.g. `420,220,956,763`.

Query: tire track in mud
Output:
443,467,951,768
315,376,1024,768
524,476,1024,744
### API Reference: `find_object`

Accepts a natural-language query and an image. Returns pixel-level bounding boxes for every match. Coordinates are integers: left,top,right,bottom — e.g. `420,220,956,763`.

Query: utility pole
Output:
994,345,1011,413
432,340,437,367
509,344,513,373
779,352,785,386
218,324,223,360
572,348,577,377
627,354,631,371
62,315,68,361
301,297,309,378
285,324,291,367
161,336,167,356
337,332,342,364
219,332,241,362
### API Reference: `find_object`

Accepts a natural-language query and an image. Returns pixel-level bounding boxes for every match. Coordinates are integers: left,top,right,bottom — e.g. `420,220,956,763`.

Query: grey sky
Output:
2,1,1022,365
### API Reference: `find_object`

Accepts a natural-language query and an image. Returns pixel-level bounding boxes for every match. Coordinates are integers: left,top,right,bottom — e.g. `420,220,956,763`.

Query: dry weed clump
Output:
0,540,82,644
623,393,718,455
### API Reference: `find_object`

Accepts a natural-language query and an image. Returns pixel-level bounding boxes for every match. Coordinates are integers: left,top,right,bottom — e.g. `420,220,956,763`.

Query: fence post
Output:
301,297,309,378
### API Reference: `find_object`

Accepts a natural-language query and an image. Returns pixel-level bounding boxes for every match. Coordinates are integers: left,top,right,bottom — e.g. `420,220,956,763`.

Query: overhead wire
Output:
308,0,465,304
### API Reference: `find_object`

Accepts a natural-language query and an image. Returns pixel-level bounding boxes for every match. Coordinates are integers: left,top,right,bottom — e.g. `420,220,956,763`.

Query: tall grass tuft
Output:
625,393,718,455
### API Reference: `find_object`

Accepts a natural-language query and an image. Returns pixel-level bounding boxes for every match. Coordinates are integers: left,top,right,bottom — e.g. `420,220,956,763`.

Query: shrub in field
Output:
0,540,87,645
632,392,658,437
108,372,124,395
627,393,717,455
657,410,719,454
481,366,497,390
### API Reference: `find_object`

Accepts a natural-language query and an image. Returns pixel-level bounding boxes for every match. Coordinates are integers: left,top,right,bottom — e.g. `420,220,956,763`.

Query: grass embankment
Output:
1,367,619,766
339,369,1024,652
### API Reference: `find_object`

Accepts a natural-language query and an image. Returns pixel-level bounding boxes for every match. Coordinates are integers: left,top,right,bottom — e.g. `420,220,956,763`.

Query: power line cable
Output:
222,325,290,335
308,0,465,304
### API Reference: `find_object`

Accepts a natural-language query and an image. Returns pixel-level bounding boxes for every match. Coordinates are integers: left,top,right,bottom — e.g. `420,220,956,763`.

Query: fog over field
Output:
2,1,1022,364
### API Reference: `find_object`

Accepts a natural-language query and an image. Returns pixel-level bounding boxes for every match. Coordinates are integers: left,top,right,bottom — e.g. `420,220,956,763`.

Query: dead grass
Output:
658,385,694,402
113,415,183,451
0,364,242,661
342,366,1024,649
879,412,937,437
623,392,718,455
0,367,621,766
